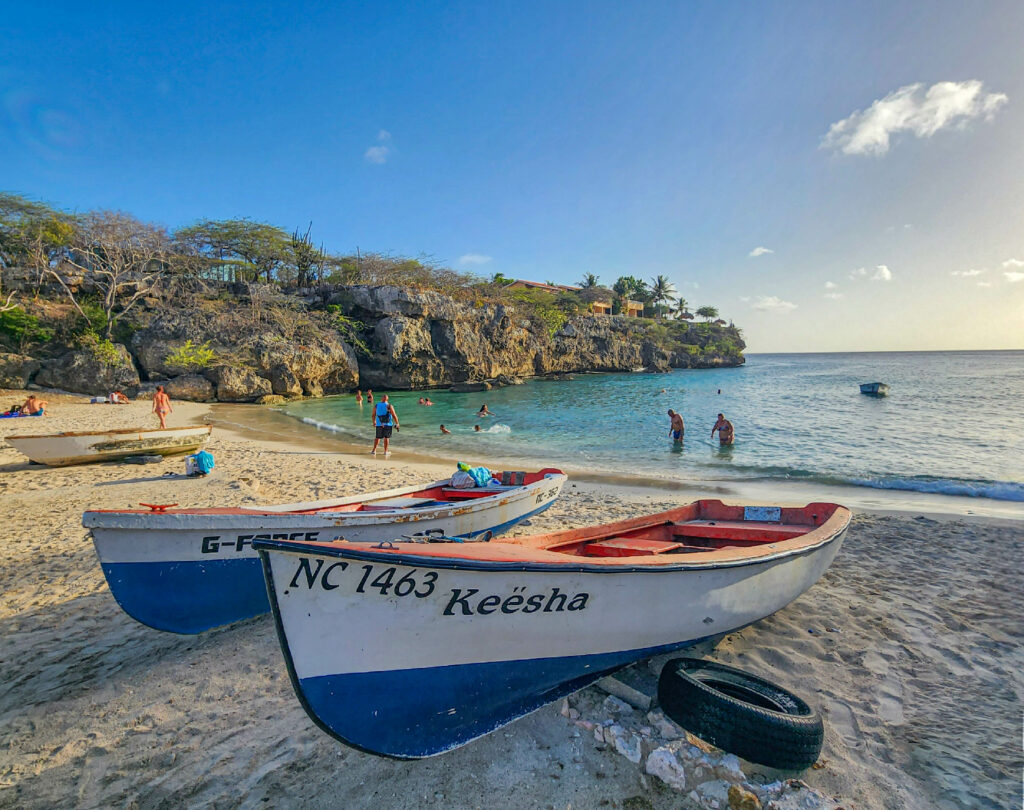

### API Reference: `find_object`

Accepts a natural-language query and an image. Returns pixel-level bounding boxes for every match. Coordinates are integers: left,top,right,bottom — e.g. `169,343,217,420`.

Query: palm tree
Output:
696,305,719,321
671,297,689,318
649,275,677,318
578,272,599,288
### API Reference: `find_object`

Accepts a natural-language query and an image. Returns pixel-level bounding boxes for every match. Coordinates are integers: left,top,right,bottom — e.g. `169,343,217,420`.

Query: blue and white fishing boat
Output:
859,382,890,396
254,500,851,758
83,468,566,634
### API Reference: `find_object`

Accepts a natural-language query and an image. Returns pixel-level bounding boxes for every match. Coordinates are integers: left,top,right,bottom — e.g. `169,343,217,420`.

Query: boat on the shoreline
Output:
254,499,851,758
6,425,212,466
84,468,567,634
859,382,889,396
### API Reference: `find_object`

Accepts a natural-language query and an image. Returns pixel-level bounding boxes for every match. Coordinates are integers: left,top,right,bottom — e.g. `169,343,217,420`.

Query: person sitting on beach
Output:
477,404,492,417
667,409,684,443
21,395,47,416
109,390,130,404
370,394,399,457
440,424,451,434
711,413,734,445
153,385,172,429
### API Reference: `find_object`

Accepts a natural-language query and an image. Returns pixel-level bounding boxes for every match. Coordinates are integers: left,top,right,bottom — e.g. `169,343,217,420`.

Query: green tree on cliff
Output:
649,275,677,318
696,305,719,321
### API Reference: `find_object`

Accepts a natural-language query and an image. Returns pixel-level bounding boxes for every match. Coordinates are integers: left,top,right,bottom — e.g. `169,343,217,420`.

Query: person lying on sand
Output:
667,409,684,443
440,424,451,434
711,413,734,445
21,395,47,416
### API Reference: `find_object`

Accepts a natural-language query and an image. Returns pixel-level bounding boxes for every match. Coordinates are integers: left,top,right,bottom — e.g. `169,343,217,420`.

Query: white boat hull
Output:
84,473,567,633
257,520,847,758
6,425,212,466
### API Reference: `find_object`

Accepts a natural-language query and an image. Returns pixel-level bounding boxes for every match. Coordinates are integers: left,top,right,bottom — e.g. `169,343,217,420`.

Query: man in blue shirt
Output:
371,394,400,457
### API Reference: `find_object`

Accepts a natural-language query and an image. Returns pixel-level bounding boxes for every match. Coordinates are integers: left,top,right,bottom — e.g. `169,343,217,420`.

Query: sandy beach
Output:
0,392,1021,810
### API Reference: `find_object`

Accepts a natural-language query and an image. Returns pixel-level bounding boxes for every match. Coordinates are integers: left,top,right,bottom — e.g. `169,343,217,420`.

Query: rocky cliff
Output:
3,284,744,401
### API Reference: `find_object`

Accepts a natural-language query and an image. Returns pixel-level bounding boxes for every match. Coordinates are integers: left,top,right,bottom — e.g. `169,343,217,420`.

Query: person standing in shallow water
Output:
711,413,734,445
370,394,399,457
667,409,685,444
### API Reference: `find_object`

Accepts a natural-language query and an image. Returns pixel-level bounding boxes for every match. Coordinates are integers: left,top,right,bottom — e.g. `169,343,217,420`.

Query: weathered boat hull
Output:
859,382,889,396
85,472,567,633
255,504,849,758
6,425,212,466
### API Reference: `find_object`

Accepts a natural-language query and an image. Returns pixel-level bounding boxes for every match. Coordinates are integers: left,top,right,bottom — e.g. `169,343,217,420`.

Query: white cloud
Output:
364,145,390,164
749,246,773,257
752,296,797,313
738,295,751,302
458,253,492,266
364,130,393,164
824,281,837,289
871,265,893,282
951,268,984,277
849,267,867,280
822,80,1008,156
977,281,992,287
824,292,844,300
1004,271,1024,283
1002,258,1024,268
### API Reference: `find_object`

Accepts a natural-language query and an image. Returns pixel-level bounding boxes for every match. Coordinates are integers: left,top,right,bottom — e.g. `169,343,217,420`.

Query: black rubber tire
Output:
657,657,823,771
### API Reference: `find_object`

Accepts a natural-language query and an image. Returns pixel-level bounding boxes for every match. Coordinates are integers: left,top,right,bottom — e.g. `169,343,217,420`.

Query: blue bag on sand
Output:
188,450,215,476
467,466,492,487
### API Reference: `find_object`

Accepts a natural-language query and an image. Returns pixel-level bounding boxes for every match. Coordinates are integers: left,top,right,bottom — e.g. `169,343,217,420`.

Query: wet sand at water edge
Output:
0,392,1021,809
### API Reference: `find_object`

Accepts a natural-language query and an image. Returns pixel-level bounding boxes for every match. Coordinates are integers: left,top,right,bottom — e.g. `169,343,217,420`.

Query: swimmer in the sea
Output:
474,425,482,432
667,409,684,443
440,424,451,434
711,413,734,445
477,404,493,417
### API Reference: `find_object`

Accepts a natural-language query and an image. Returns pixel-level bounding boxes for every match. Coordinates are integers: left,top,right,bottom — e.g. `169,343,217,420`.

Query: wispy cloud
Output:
749,246,773,258
1005,271,1024,283
458,254,492,266
824,292,844,300
752,296,797,314
977,281,992,287
824,281,837,289
849,265,893,282
951,268,985,277
364,130,392,164
1002,258,1024,268
822,80,1008,156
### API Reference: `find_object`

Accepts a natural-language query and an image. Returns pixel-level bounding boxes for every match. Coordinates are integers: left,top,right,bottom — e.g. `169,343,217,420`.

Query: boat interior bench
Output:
361,497,438,510
671,520,808,543
440,486,515,499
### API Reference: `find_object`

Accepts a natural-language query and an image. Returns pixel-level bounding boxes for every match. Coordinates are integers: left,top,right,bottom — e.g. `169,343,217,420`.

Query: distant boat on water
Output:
859,382,889,397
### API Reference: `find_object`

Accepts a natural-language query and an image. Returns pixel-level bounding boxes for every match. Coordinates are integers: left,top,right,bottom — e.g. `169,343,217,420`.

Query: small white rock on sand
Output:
0,392,1021,809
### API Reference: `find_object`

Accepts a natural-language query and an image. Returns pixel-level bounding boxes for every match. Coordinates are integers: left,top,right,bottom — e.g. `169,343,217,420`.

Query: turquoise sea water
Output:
281,351,1024,504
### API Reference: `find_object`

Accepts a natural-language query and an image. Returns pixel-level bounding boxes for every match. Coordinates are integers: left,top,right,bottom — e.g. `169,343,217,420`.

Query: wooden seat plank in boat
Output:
584,537,685,557
361,497,438,510
672,520,807,543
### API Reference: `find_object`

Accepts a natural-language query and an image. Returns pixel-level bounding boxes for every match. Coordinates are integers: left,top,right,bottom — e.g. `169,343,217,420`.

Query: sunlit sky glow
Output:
3,1,1023,351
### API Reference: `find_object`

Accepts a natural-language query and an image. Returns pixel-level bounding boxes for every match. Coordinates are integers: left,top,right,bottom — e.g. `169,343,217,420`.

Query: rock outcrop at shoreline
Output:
10,284,744,401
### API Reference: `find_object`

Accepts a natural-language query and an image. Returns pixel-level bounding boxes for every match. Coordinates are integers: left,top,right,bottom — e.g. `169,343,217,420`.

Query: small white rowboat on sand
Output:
254,499,850,758
83,468,567,634
6,425,212,467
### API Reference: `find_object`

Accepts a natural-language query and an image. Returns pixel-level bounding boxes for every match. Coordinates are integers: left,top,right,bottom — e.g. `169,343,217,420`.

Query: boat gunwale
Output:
253,501,851,573
6,424,213,441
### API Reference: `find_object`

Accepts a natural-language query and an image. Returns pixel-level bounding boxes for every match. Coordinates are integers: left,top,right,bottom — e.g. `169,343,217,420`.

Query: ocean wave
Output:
483,424,512,434
299,416,352,436
841,475,1024,502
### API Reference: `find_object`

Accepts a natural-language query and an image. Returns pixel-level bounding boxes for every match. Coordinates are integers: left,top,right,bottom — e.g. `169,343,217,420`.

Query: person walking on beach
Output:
370,394,399,457
667,409,684,443
711,413,734,445
153,385,173,429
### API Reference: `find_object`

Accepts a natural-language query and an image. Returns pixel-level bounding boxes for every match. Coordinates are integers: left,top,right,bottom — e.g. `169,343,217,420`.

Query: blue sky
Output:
4,1,1023,351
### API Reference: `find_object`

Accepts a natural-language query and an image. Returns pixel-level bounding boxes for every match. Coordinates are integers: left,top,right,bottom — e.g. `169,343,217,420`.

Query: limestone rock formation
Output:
35,344,140,395
0,353,42,389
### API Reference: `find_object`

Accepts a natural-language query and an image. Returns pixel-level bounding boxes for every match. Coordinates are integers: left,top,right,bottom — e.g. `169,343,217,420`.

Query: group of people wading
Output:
667,409,735,446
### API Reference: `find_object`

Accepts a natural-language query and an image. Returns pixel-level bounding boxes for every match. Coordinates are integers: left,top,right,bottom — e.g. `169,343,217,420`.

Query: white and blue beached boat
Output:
83,468,566,634
254,500,851,758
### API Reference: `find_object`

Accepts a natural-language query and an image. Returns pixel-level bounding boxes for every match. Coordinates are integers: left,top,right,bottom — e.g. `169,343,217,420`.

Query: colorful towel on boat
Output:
454,462,495,487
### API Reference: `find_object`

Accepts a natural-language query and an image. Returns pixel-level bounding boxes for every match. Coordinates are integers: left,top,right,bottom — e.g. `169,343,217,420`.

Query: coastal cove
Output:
255,351,1024,519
